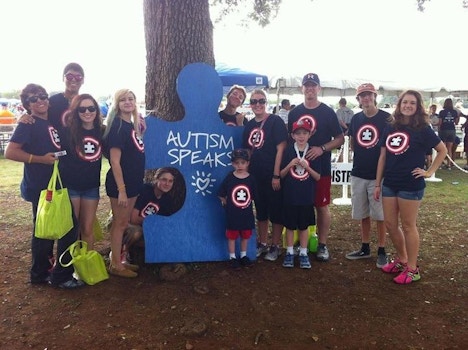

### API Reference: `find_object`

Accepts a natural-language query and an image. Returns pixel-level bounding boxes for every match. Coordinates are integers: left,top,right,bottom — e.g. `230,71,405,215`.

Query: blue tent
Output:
215,62,269,94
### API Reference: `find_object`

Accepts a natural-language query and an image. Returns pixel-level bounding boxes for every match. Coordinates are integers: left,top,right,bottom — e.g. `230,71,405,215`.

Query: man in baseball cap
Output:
287,72,344,262
346,82,390,268
356,83,377,96
302,73,320,86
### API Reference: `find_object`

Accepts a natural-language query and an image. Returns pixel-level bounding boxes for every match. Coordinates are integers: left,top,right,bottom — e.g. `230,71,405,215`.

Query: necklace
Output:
294,142,308,175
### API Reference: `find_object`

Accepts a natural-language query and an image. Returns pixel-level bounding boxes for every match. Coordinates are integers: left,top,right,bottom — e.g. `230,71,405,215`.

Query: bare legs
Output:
70,197,99,250
382,196,421,270
109,196,137,271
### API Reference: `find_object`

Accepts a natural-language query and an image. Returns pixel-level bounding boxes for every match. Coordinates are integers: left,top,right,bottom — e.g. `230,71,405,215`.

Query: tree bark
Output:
143,0,214,121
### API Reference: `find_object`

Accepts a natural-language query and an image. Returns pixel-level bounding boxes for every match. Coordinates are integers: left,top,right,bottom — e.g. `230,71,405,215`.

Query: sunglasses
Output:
27,94,49,103
78,106,97,113
65,73,83,82
250,98,267,105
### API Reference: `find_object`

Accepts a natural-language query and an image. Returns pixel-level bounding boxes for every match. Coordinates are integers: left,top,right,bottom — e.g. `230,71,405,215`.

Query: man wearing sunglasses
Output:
18,62,85,130
287,73,344,262
48,62,85,129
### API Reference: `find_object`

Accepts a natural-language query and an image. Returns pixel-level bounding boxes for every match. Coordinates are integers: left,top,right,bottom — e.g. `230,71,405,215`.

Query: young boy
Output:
280,120,321,269
218,149,258,269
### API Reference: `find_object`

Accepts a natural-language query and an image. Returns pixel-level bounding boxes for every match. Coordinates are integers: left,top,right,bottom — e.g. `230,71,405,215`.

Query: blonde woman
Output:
104,89,145,278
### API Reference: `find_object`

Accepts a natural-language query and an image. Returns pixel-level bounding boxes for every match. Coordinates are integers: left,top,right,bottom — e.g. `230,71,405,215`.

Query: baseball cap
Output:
356,83,377,96
231,148,250,162
302,73,320,86
292,120,312,133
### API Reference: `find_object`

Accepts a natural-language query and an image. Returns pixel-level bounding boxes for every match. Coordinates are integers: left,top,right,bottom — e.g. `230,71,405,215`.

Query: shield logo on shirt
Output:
141,202,160,217
386,131,409,155
49,126,61,149
357,124,380,149
248,128,265,149
132,130,145,152
231,184,252,209
77,136,102,162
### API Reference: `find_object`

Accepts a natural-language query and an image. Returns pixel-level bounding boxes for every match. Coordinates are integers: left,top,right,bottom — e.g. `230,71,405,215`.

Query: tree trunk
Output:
143,0,214,121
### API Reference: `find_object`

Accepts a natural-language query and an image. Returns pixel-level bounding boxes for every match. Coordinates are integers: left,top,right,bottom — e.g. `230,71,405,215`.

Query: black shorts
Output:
254,177,283,224
283,204,315,231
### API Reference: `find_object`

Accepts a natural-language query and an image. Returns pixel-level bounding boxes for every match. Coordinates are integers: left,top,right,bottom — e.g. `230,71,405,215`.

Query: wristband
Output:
375,185,381,188
272,175,280,179
321,145,326,152
118,185,126,191
28,154,33,164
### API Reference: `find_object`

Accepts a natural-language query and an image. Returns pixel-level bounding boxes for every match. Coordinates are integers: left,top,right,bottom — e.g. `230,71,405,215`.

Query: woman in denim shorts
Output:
59,94,103,250
374,90,447,285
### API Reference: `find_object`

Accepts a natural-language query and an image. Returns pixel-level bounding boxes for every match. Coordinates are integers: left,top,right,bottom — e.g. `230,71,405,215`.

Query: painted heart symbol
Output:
196,177,210,191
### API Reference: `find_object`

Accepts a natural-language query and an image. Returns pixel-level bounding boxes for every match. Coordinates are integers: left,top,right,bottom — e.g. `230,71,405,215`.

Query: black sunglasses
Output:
78,106,97,113
65,73,83,82
250,98,267,105
27,94,49,103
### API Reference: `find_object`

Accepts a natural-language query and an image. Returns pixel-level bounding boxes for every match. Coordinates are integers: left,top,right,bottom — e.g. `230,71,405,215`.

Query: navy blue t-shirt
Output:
9,117,62,202
59,127,102,191
379,124,441,191
349,109,390,180
242,114,288,179
287,103,343,176
218,172,257,231
219,110,247,126
134,184,173,218
48,93,70,130
105,118,145,198
281,143,321,206
438,108,458,131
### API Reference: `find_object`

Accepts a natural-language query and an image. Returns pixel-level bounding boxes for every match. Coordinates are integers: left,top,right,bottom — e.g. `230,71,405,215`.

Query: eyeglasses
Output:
65,73,83,82
27,94,49,103
78,106,97,113
250,98,267,105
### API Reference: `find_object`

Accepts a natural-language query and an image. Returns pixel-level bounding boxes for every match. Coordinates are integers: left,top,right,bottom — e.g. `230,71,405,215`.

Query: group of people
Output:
5,62,454,288
218,75,448,285
5,62,179,287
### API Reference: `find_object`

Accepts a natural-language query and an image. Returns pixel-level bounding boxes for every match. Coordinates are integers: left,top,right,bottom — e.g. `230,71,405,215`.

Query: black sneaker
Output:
240,256,253,268
229,258,241,270
345,249,371,260
49,278,85,290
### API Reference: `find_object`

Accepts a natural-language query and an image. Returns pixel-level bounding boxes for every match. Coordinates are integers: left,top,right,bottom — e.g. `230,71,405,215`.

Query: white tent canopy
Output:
269,75,468,99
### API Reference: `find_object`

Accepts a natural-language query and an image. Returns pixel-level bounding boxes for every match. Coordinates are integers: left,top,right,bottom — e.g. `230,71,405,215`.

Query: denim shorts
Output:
381,185,424,200
68,187,100,200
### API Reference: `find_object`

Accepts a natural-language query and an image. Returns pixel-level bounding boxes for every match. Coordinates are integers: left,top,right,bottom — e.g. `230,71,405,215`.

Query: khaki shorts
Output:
351,176,384,221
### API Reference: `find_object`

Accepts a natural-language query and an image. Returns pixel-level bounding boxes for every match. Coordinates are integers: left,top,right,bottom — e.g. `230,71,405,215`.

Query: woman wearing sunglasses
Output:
5,83,84,289
242,89,288,262
103,89,145,278
59,94,104,251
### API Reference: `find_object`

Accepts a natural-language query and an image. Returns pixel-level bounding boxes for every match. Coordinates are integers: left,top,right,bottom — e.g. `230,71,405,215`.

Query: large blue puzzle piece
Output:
143,62,257,263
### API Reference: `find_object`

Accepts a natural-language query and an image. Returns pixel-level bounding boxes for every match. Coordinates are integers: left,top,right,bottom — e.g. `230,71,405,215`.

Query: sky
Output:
1,0,467,100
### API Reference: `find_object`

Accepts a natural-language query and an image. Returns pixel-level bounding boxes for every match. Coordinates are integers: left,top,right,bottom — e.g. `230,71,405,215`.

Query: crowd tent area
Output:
269,74,468,105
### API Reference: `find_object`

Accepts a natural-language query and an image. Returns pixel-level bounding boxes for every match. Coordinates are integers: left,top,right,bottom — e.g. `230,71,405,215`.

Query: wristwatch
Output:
272,175,280,179
321,145,327,152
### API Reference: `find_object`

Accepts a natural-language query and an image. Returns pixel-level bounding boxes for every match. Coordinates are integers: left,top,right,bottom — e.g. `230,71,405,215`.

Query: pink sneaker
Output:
381,259,406,273
393,267,421,284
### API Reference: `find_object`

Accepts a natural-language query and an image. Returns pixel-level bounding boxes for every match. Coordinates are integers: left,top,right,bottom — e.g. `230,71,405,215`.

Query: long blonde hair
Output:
103,89,141,138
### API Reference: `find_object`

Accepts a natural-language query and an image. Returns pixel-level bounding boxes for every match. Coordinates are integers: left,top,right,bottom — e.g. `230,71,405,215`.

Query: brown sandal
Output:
108,265,138,278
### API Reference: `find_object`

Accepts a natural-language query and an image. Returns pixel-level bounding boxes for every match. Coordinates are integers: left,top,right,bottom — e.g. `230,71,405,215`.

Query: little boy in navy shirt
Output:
218,149,258,269
280,120,321,269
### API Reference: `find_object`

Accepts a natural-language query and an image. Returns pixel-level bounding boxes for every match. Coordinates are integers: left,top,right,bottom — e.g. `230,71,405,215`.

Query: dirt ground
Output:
0,179,467,350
